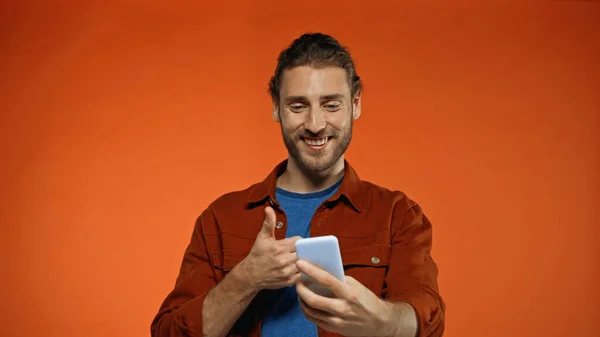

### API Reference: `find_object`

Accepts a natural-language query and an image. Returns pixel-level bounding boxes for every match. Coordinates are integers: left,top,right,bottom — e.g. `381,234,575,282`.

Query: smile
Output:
302,137,329,149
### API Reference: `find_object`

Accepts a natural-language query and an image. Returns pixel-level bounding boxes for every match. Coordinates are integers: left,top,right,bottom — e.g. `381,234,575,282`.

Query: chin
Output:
298,154,338,173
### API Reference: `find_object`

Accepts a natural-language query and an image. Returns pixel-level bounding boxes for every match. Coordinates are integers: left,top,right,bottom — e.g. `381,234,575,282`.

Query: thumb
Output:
259,206,277,239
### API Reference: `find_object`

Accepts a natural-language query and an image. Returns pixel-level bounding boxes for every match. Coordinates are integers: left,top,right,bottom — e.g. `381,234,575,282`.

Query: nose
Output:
304,108,326,134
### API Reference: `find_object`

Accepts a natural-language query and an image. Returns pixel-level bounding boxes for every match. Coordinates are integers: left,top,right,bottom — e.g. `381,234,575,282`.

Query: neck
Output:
276,156,345,193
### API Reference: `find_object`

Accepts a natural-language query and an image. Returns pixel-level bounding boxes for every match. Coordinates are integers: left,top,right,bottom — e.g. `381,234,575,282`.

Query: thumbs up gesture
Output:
257,206,279,240
238,206,302,291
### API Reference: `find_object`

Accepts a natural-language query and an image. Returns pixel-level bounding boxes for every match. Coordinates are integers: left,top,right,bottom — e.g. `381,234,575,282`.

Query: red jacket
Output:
151,160,445,337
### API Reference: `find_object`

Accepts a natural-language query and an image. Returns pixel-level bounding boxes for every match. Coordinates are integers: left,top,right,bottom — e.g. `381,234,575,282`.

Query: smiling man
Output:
151,33,445,337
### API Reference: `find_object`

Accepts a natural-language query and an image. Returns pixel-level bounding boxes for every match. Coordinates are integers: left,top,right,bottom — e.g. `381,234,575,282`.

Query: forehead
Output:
279,66,351,99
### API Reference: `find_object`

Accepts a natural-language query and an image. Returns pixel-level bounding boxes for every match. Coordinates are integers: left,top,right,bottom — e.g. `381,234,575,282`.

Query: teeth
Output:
305,137,327,146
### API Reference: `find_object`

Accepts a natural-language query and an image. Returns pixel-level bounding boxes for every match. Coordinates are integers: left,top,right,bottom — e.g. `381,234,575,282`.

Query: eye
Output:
323,103,341,111
289,104,306,113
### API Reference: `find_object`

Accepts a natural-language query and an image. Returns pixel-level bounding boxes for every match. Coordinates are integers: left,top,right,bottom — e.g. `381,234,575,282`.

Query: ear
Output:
272,102,280,122
352,90,362,120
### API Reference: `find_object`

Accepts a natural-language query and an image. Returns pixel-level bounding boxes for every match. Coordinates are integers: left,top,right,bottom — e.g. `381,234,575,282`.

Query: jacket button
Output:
275,221,284,229
371,256,380,264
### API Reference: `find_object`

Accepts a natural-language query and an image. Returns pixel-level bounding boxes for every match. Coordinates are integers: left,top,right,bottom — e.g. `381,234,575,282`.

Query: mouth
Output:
301,136,330,150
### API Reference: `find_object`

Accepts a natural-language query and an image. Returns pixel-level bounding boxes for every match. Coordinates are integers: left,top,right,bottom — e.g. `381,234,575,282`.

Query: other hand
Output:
296,260,398,337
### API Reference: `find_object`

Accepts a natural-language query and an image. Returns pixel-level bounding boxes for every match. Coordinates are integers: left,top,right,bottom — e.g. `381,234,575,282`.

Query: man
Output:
151,33,445,337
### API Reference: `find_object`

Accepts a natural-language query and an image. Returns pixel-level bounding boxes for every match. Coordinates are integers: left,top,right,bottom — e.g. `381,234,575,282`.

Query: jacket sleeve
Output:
151,208,219,337
382,200,446,337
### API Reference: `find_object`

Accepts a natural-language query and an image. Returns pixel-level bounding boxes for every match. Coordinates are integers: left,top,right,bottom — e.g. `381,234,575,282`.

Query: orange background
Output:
1,1,598,337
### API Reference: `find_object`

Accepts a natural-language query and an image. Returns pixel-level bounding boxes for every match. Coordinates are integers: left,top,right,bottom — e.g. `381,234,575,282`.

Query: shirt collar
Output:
246,159,363,212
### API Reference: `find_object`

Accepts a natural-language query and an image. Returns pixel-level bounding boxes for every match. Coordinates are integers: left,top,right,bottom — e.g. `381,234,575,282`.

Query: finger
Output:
302,312,336,332
299,297,336,322
285,271,302,286
278,235,302,251
281,258,300,276
258,206,277,239
344,275,358,285
296,260,353,299
280,252,299,267
296,280,347,315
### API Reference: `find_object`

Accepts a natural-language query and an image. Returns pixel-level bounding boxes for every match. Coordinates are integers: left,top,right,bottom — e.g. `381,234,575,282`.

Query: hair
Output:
268,32,362,105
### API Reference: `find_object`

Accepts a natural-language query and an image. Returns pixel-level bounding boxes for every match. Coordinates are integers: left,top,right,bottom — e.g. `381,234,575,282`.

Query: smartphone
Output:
295,235,345,297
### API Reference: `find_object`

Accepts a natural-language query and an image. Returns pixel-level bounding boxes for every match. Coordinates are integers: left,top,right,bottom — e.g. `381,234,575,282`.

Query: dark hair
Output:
268,33,362,104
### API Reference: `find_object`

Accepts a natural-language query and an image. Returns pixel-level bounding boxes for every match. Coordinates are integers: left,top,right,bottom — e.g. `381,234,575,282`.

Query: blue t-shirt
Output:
260,178,342,337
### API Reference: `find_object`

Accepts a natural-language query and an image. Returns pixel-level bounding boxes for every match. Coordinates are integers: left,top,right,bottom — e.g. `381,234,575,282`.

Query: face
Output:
273,66,361,173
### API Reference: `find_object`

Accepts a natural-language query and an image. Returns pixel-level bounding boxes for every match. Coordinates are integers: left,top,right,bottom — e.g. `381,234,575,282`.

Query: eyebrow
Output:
284,93,345,104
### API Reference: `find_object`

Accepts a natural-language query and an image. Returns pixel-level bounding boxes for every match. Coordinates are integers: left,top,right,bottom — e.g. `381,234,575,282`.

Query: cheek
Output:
281,126,301,142
281,118,305,135
328,112,352,130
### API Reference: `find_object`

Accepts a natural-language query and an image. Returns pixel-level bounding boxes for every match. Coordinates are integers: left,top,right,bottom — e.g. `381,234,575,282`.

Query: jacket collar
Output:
246,159,363,212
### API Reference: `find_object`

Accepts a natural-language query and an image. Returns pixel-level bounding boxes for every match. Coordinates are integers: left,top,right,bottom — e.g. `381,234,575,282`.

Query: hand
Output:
296,260,399,337
238,206,302,291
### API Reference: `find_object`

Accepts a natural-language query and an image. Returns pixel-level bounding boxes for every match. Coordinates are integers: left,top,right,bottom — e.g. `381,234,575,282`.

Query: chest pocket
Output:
208,231,255,280
341,243,391,294
209,249,249,281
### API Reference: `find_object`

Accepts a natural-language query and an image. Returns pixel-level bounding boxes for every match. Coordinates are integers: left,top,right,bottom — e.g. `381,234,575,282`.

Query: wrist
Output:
378,300,402,337
379,301,418,337
231,258,260,294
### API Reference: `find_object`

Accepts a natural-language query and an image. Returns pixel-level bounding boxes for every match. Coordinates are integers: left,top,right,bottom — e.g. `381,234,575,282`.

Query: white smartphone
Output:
295,235,345,297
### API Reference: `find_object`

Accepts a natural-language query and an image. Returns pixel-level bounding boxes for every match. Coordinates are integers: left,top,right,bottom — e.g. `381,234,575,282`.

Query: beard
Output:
281,116,353,173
